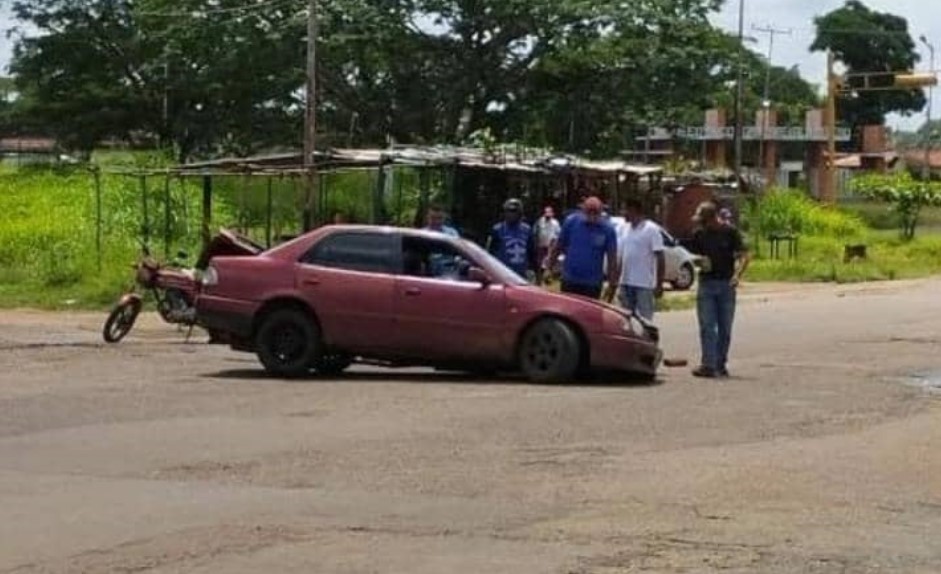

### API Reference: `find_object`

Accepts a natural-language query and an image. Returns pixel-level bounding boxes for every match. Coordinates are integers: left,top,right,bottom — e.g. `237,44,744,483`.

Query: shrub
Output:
851,171,941,240
745,188,865,239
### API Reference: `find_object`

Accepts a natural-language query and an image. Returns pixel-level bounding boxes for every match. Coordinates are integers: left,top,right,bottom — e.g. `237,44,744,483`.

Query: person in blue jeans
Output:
687,202,750,378
552,196,619,299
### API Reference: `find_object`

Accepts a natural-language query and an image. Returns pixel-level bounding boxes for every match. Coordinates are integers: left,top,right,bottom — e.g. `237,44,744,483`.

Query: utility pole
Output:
752,24,791,188
732,0,746,188
303,0,318,231
920,35,936,183
823,49,838,204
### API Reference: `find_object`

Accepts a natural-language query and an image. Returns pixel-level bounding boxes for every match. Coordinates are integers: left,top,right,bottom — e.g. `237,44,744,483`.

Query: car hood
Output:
510,285,659,335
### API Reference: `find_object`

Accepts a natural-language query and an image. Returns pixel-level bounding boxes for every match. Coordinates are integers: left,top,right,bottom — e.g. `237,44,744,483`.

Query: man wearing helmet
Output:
487,198,537,280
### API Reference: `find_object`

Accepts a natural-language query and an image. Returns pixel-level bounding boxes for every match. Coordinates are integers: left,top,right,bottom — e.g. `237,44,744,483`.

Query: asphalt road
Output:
1,279,940,573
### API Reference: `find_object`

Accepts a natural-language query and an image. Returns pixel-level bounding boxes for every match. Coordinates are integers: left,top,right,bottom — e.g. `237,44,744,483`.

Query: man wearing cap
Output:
552,196,619,299
688,201,750,378
487,198,537,279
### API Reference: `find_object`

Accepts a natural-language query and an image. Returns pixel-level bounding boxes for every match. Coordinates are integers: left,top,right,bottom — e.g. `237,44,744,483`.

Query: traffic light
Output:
893,73,938,88
836,71,938,93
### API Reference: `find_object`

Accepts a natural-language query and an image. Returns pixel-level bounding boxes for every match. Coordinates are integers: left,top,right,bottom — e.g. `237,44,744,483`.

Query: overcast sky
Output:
0,1,937,130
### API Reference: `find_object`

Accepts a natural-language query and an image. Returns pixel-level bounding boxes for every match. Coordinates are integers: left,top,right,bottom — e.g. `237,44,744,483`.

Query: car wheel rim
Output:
525,330,562,373
679,266,692,286
271,325,305,363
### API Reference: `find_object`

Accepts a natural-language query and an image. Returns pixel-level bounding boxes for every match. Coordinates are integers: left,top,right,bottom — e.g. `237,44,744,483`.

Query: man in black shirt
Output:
687,202,750,378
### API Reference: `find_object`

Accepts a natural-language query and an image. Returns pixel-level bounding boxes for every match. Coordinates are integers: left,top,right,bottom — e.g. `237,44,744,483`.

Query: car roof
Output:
323,224,463,242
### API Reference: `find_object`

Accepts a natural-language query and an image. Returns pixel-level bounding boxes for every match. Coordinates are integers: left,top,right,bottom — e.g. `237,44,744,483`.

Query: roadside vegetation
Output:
4,164,941,310
743,189,941,283
0,159,424,310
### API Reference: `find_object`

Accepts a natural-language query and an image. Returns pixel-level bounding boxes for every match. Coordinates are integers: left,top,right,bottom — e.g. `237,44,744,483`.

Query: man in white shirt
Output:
610,198,665,321
533,206,561,284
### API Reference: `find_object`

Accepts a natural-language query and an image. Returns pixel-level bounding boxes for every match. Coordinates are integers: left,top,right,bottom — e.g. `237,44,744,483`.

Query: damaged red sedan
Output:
197,226,662,383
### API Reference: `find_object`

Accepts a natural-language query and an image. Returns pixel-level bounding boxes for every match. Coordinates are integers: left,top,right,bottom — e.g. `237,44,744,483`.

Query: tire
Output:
671,262,696,291
254,309,322,378
315,353,353,376
518,318,582,384
102,299,142,343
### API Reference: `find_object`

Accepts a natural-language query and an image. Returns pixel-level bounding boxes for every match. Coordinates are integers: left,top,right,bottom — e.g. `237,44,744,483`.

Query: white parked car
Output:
609,217,698,291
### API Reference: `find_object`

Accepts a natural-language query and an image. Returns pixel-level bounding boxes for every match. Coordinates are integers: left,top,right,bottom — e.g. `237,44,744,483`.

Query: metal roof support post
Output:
266,176,274,248
93,167,103,273
163,173,172,259
374,161,387,225
140,175,150,246
201,175,212,248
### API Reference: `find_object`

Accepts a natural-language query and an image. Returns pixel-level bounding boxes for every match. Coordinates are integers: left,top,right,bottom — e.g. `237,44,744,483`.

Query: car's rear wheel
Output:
255,309,321,378
518,318,582,384
315,353,353,376
671,262,696,291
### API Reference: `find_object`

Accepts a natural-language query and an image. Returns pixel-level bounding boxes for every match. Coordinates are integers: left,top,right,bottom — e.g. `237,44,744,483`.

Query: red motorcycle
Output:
102,229,263,343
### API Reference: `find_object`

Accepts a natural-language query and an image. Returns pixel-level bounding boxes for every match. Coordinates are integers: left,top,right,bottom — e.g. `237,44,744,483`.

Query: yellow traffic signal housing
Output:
894,73,938,88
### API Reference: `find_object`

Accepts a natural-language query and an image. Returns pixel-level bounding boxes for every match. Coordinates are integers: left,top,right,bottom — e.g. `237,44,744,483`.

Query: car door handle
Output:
404,287,422,296
302,278,321,286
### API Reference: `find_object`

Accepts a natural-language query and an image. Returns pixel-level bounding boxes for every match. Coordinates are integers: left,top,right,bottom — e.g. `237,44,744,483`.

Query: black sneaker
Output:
692,366,717,378
717,367,730,378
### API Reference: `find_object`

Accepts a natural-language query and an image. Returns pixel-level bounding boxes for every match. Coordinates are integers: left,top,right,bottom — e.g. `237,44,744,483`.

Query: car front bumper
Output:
590,333,663,377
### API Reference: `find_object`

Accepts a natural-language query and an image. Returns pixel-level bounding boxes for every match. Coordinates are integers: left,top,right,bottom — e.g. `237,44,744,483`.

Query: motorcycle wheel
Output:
103,299,143,343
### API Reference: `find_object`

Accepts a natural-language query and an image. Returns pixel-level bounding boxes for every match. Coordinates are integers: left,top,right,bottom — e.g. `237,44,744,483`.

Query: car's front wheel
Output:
518,318,582,384
671,262,696,291
255,309,322,378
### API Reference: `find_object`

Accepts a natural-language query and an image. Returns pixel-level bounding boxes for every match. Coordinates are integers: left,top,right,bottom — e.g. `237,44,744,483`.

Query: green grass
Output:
840,200,941,232
746,226,941,284
658,294,696,313
4,166,941,309
0,159,432,309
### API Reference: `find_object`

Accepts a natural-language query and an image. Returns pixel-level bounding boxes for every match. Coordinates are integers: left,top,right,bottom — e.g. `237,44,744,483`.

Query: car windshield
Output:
458,239,529,286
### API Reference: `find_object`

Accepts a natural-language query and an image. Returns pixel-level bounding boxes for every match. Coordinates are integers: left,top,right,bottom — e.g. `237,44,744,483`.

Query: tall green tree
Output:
7,0,306,160
2,0,820,159
811,0,926,128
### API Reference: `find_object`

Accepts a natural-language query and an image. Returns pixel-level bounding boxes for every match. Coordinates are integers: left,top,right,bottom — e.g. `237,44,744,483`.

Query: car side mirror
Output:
467,266,491,286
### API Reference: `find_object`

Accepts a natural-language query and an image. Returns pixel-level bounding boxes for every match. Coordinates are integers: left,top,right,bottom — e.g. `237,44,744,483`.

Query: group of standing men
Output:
422,195,749,378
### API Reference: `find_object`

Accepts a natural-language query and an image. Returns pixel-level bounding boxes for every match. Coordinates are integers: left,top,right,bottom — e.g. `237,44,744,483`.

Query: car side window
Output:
401,236,472,281
661,231,676,248
302,232,396,274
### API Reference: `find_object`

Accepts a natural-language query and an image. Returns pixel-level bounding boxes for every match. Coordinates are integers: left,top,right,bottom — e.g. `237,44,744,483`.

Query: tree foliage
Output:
812,0,926,127
852,171,941,240
3,0,821,160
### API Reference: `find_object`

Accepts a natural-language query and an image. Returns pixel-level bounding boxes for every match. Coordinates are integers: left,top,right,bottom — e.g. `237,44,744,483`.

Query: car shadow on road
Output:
202,368,664,389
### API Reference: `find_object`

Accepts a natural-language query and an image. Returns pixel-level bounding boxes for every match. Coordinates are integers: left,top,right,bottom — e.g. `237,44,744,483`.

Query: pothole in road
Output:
902,372,941,394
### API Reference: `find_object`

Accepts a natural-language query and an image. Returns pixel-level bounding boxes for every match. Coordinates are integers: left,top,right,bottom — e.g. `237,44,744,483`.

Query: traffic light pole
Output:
823,62,938,204
303,0,319,231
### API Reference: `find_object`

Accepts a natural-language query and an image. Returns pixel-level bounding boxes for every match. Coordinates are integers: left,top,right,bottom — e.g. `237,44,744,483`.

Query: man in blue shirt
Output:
487,198,537,280
551,196,619,299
